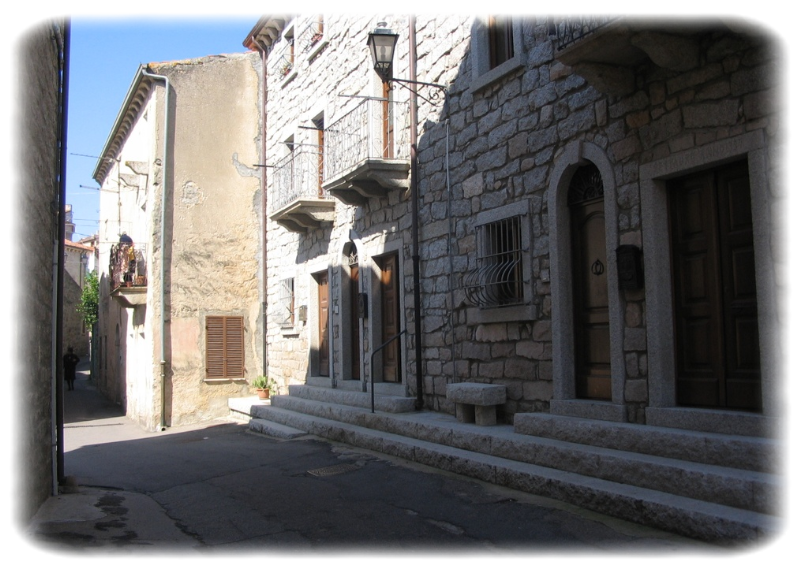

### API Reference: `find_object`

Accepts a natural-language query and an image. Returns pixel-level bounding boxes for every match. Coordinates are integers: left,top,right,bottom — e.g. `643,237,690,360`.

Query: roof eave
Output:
92,65,153,184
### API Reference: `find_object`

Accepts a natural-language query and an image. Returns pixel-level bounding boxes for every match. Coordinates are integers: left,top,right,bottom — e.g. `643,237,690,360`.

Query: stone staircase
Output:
229,384,781,543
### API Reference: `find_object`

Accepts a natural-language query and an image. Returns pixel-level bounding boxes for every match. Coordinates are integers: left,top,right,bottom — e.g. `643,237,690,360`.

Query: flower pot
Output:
256,388,270,399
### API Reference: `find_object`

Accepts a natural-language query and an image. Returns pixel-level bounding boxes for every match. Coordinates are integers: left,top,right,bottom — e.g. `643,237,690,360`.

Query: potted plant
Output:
252,375,278,400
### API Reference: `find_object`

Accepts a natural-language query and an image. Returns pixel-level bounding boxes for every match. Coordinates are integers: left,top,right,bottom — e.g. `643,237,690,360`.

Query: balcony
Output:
552,17,702,95
299,16,327,60
269,146,335,234
109,241,147,307
275,37,297,85
322,97,410,206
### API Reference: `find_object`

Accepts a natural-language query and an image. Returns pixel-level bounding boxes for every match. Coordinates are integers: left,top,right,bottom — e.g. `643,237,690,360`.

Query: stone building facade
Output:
16,20,68,522
94,53,264,430
63,232,94,357
247,15,780,439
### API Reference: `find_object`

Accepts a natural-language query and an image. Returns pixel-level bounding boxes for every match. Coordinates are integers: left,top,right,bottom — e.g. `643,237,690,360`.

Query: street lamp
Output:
364,20,453,412
366,21,446,101
367,22,398,83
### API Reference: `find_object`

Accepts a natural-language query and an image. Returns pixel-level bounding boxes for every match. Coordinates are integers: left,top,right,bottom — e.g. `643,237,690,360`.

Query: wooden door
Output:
316,272,329,377
350,263,361,379
380,254,400,383
571,197,612,400
669,161,761,410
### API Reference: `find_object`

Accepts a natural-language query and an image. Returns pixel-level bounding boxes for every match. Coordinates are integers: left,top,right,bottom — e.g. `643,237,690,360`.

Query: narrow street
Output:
29,361,715,556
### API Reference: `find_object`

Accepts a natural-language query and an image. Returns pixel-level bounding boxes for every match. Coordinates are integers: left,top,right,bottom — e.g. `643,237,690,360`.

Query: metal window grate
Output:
463,216,525,308
279,277,295,326
300,16,325,53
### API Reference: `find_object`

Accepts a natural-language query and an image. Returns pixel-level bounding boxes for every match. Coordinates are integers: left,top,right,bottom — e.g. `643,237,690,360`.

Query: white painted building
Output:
94,53,264,430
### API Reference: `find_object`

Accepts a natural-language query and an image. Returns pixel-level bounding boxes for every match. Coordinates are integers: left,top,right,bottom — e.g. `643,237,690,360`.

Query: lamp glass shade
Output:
367,29,398,81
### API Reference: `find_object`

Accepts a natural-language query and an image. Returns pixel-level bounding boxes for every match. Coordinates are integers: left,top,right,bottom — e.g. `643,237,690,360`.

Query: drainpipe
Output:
142,68,170,430
408,16,424,410
244,32,269,380
445,120,457,385
51,20,70,491
259,46,268,379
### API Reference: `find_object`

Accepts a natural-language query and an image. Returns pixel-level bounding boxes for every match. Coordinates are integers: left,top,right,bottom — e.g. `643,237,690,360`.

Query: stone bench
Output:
446,382,506,426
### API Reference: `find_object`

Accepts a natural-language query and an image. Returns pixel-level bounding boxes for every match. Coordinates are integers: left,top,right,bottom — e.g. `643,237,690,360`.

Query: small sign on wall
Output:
0,278,6,322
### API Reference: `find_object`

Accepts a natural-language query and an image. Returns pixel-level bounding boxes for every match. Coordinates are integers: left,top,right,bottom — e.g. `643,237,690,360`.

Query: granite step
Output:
256,396,778,515
287,384,416,413
513,412,778,473
248,403,778,542
248,418,308,440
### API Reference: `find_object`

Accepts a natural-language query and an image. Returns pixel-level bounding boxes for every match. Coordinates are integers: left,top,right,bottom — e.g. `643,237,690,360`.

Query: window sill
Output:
204,377,247,384
467,303,537,324
281,68,298,88
280,324,300,337
306,39,328,62
470,54,525,94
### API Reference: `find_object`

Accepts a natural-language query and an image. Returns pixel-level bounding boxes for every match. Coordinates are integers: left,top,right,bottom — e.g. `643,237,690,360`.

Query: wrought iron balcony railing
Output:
272,34,295,80
270,146,330,213
323,97,410,183
299,16,325,54
109,241,147,291
555,0,656,50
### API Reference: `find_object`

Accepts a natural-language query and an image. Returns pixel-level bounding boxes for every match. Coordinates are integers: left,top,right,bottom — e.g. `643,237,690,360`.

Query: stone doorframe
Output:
548,141,628,423
306,255,333,386
640,130,779,437
337,230,367,386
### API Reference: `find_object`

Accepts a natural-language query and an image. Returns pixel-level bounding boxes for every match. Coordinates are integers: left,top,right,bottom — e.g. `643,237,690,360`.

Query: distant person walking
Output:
63,346,80,391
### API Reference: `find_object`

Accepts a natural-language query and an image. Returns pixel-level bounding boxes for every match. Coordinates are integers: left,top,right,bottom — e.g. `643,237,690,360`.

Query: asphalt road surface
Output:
30,364,717,556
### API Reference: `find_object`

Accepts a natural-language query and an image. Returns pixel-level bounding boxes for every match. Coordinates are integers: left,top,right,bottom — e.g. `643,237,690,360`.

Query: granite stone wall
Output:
262,16,779,426
0,0,63,552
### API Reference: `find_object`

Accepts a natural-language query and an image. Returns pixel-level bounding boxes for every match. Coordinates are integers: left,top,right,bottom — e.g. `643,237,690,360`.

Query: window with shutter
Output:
205,315,245,379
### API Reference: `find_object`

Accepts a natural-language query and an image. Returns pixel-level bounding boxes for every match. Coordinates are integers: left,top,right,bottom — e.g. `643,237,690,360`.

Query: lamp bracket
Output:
387,77,447,107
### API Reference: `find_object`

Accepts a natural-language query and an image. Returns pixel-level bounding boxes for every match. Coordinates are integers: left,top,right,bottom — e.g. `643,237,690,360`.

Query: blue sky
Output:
65,17,261,241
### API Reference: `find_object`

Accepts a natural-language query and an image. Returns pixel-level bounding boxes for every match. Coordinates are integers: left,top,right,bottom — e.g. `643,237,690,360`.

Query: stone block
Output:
515,340,543,360
624,378,648,403
476,357,505,379
624,327,647,352
475,404,497,426
522,380,553,402
446,382,506,406
682,100,739,128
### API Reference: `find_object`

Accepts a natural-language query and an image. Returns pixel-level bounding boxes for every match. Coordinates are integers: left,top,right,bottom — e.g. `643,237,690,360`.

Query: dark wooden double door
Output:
317,256,400,383
669,161,761,411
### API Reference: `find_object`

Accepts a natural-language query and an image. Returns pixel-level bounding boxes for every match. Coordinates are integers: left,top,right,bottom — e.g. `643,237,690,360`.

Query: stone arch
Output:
548,141,627,422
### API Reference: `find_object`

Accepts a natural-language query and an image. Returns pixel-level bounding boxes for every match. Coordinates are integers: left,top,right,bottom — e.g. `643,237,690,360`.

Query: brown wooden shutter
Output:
224,316,245,378
206,316,244,379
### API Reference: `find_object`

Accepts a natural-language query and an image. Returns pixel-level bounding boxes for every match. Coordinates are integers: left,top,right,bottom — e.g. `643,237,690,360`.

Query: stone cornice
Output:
243,0,303,51
92,65,155,185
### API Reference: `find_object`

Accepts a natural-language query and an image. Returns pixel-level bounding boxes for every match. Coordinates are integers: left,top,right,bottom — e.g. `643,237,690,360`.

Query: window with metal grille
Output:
279,277,295,326
205,316,245,379
464,216,526,308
